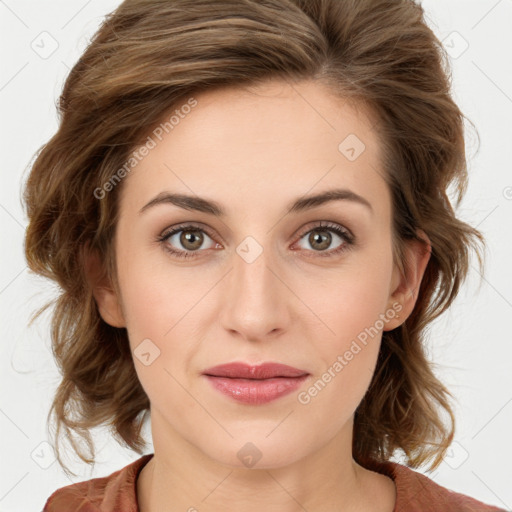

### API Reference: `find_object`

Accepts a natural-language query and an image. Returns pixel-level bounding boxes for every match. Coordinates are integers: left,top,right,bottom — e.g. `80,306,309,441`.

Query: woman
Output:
23,0,506,510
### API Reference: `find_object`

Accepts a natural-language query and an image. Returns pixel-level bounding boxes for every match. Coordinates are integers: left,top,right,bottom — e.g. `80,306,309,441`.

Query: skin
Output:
88,79,431,511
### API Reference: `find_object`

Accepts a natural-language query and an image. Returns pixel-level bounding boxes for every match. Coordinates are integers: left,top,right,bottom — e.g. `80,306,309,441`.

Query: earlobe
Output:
82,242,126,328
385,229,431,330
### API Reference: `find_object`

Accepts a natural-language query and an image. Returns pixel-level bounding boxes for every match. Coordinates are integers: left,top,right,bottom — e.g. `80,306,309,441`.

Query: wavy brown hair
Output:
23,0,485,476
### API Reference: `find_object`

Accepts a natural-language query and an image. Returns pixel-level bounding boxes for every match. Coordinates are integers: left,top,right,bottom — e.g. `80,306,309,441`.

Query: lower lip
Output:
203,375,309,404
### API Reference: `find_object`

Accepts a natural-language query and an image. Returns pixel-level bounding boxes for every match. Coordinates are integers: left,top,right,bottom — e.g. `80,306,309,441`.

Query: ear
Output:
82,242,126,328
384,229,431,331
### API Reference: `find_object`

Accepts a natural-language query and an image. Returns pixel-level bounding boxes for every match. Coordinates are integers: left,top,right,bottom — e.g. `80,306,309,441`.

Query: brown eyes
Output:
158,221,355,260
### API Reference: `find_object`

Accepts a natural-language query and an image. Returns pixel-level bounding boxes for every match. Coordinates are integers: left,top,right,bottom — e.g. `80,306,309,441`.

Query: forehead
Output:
119,79,389,220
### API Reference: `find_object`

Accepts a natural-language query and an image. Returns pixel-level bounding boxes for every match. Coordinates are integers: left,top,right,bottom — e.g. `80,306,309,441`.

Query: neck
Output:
136,410,396,512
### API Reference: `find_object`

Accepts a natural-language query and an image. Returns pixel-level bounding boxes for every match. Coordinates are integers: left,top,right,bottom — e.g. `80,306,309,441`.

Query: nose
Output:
219,239,292,343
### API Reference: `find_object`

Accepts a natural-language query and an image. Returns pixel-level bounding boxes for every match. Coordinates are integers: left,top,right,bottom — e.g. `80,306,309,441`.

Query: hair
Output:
23,0,485,476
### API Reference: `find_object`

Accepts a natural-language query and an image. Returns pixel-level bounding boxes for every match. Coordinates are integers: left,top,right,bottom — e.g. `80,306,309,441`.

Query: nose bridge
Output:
220,235,289,340
233,235,280,307
234,238,274,296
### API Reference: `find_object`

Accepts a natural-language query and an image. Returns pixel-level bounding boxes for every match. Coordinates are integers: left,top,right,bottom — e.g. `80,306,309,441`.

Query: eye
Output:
294,221,355,257
158,221,355,260
158,223,218,259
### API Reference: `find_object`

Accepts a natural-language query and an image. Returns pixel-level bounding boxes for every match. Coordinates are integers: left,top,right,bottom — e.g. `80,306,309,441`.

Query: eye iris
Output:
181,230,204,250
309,230,331,251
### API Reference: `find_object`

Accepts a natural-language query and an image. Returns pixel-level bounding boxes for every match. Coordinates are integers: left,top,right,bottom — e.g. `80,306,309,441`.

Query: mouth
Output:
202,362,309,379
202,362,310,404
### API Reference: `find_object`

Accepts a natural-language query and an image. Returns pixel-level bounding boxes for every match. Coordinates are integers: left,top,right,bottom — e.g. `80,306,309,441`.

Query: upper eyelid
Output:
161,222,215,237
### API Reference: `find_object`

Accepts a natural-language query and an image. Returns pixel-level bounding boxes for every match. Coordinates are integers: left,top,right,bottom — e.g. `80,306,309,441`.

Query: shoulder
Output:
370,460,507,512
42,454,153,512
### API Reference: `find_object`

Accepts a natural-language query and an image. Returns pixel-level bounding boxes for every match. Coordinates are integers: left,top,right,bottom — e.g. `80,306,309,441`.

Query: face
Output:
95,79,425,469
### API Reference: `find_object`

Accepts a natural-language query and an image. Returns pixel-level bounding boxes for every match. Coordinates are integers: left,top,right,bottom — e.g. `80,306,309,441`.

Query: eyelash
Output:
157,221,355,260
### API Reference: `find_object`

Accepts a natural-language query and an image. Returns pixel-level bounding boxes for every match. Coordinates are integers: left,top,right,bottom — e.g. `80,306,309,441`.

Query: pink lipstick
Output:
202,362,309,405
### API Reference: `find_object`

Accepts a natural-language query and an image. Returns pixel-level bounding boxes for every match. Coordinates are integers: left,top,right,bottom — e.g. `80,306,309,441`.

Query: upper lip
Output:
202,362,309,379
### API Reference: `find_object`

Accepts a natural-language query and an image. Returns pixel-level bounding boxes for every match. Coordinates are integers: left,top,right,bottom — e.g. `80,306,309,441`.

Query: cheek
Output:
296,277,389,428
117,243,194,335
297,247,393,400
115,243,217,386
117,262,196,406
304,250,393,349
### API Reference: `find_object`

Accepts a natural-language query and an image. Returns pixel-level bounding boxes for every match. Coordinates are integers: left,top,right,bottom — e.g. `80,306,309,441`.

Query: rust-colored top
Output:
43,454,506,511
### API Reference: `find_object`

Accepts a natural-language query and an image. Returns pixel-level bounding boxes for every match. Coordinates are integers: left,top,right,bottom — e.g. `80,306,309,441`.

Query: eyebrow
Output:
139,188,373,216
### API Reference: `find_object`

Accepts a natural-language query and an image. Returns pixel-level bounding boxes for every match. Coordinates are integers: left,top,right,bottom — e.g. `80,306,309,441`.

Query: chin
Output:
200,433,311,470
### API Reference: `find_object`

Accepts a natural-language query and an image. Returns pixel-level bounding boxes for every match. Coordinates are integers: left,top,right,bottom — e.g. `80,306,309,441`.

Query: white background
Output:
0,1,511,510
